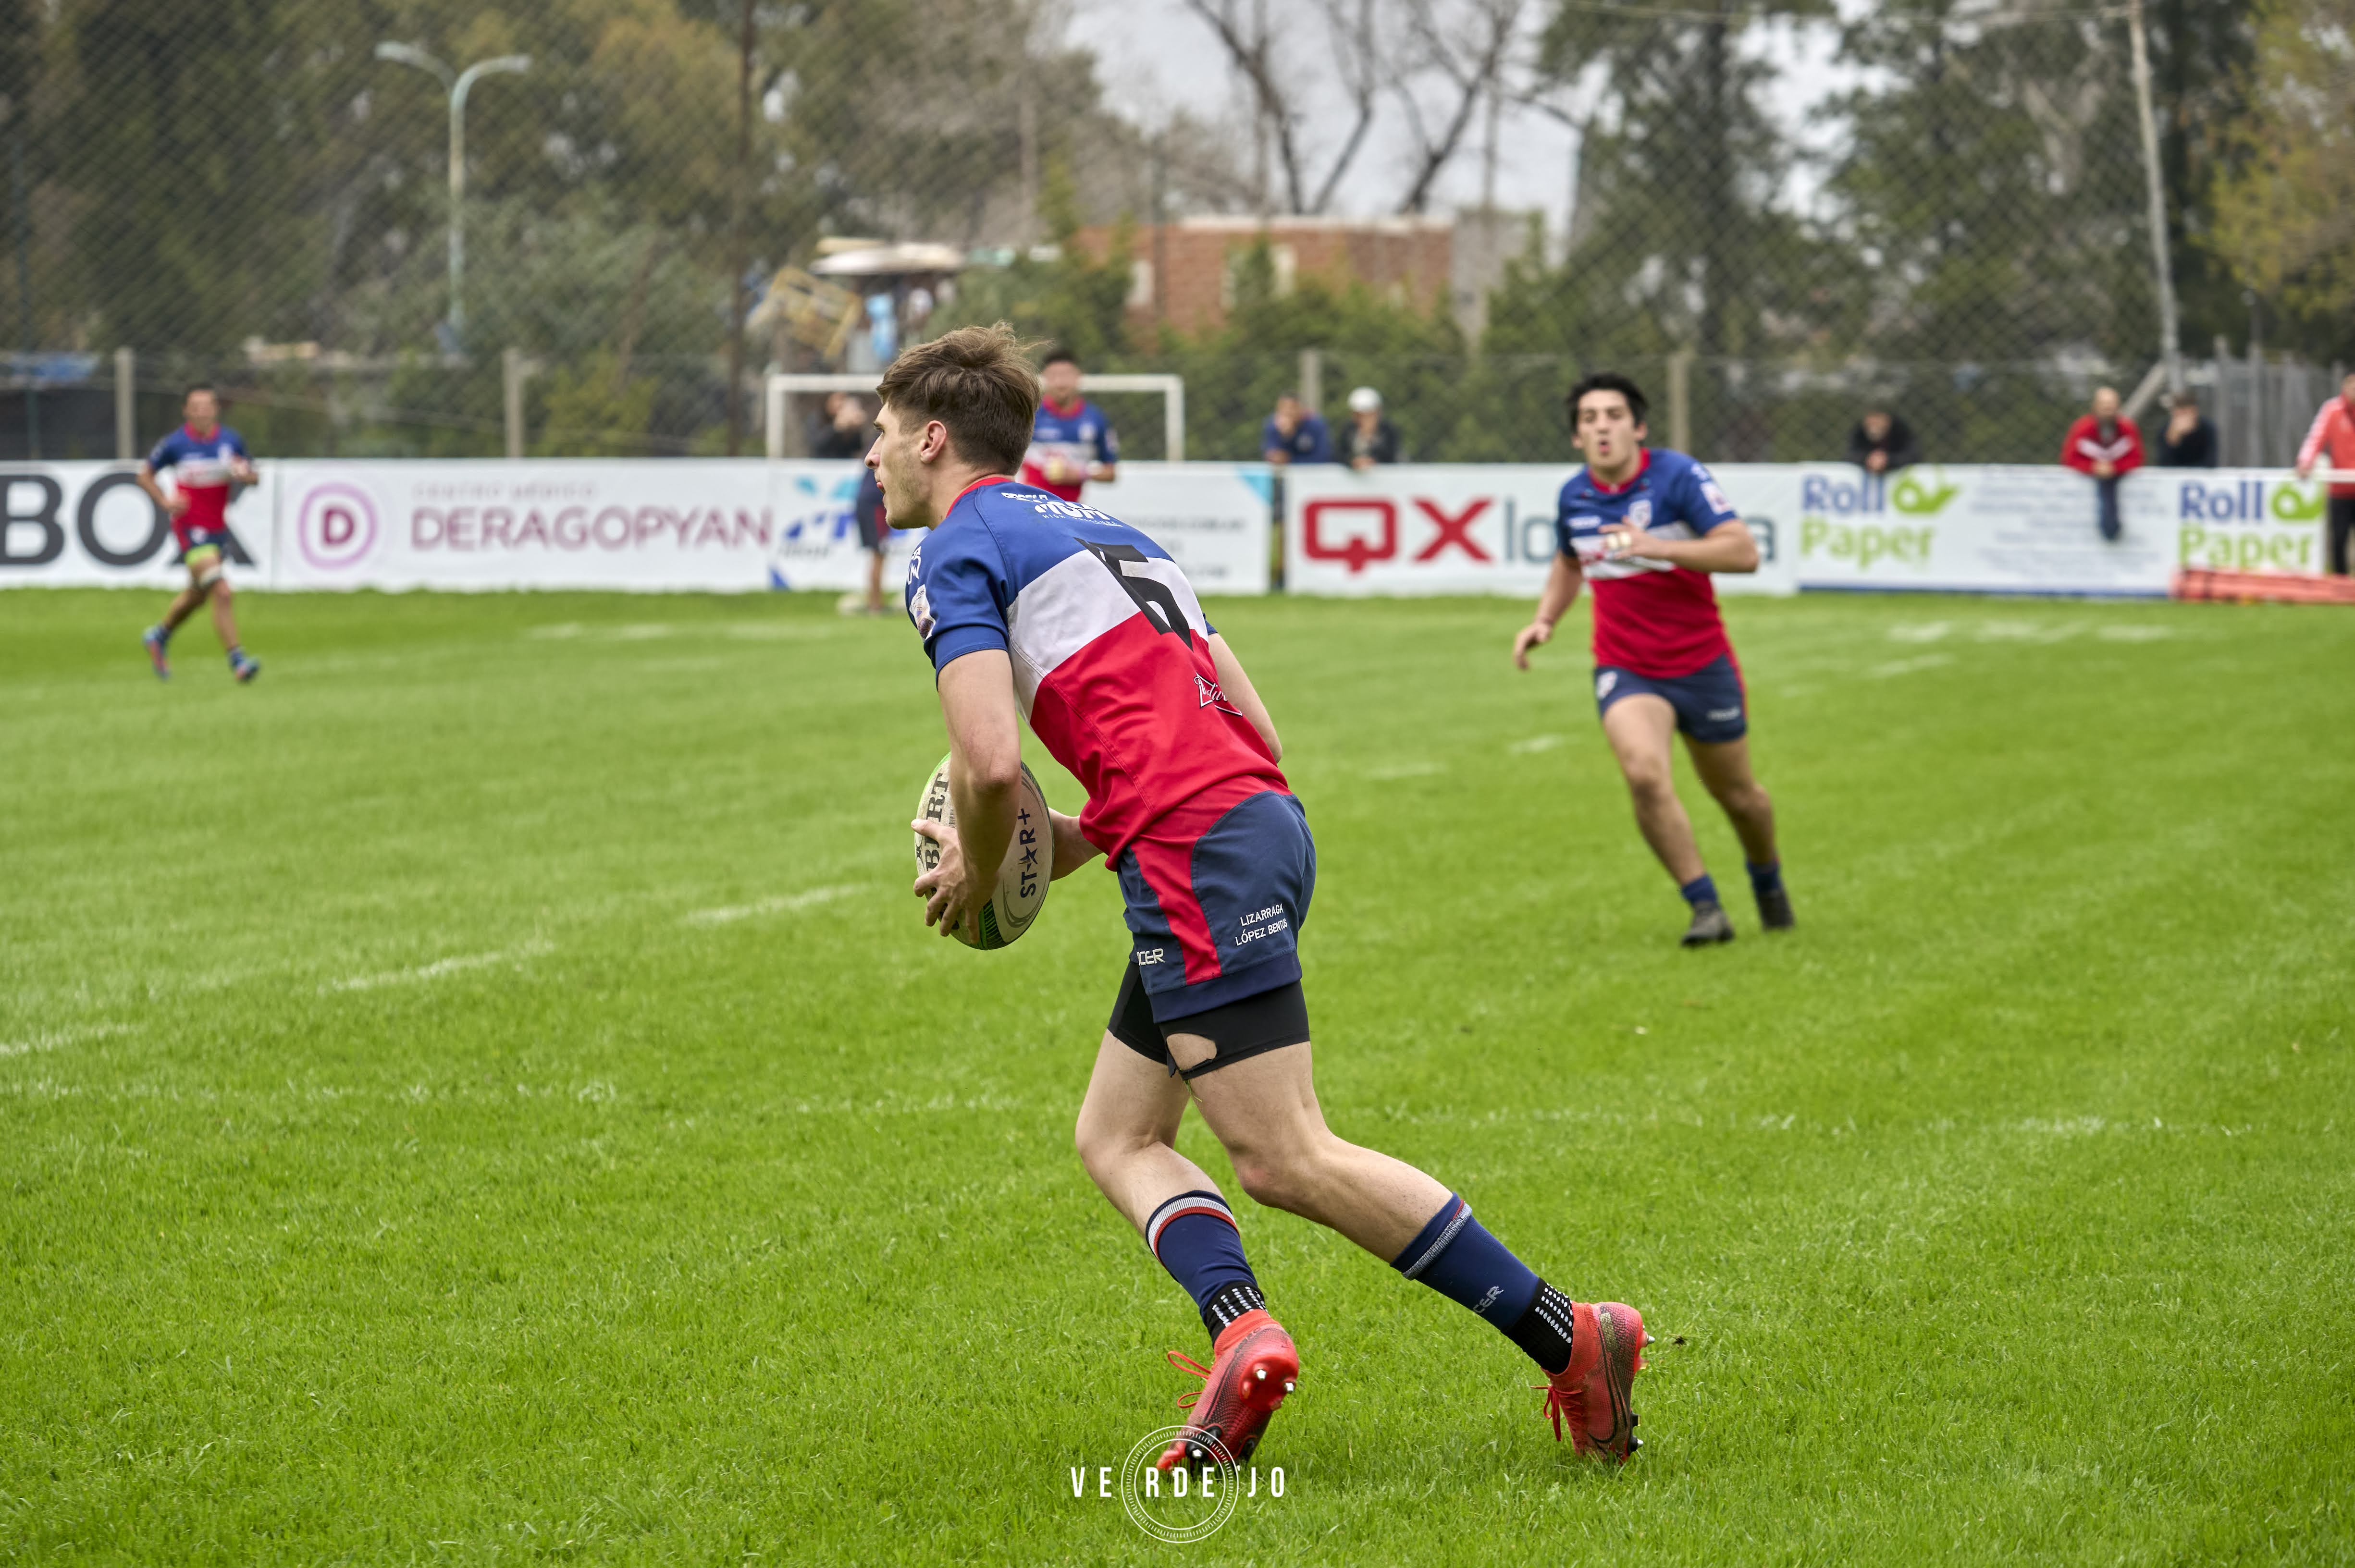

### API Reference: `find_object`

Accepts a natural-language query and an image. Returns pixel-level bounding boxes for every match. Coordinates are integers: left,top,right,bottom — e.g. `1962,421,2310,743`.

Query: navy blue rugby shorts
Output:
1593,653,1748,743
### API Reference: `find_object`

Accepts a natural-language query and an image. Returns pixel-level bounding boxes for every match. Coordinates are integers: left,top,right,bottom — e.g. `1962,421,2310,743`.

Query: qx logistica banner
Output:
1283,464,2330,598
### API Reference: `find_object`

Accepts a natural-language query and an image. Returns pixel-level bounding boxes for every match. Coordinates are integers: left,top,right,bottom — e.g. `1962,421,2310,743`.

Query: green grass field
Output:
3,586,2351,1565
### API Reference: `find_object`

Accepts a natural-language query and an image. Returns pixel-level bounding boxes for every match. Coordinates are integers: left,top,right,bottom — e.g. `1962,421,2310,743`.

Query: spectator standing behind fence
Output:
1844,406,1920,474
2061,386,2143,542
2294,370,2355,576
2155,391,2218,468
1343,387,1402,469
1261,393,1333,465
811,390,869,460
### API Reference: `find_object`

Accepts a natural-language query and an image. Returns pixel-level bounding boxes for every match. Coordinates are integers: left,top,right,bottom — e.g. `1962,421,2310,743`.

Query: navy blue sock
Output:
1679,873,1719,908
1392,1193,1542,1329
1146,1190,1264,1340
1746,859,1783,894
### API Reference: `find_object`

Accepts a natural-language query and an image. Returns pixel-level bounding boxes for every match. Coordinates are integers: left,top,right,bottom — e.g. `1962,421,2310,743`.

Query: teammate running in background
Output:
138,385,259,683
885,325,1648,1474
1019,346,1117,503
1512,372,1790,946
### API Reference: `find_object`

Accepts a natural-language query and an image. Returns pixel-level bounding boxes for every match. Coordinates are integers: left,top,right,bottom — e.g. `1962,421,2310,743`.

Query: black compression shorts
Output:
1108,957,1310,1080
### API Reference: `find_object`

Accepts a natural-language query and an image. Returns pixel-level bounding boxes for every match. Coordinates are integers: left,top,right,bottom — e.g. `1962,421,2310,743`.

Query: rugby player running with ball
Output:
138,385,260,684
885,325,1648,1472
1513,372,1792,945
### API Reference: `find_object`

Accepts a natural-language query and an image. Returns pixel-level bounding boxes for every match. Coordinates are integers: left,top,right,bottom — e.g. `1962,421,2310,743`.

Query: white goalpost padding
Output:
764,371,1185,463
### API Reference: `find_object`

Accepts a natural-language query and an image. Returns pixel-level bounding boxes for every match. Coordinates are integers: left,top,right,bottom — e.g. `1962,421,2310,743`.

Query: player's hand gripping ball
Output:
911,752,1053,949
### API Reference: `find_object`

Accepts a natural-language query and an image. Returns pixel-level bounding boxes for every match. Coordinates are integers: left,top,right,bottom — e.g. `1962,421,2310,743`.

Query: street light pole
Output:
374,43,529,345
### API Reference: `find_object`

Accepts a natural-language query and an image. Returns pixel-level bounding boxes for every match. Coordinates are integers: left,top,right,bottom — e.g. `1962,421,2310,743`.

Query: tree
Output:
1509,0,1844,455
2207,0,2355,360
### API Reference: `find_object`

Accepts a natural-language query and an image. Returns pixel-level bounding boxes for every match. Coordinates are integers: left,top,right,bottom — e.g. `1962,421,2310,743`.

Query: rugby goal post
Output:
765,370,1185,463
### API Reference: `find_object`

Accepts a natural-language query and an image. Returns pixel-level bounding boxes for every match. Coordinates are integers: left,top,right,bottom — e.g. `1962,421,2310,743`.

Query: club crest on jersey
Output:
1195,672,1243,715
908,584,934,637
1628,499,1652,529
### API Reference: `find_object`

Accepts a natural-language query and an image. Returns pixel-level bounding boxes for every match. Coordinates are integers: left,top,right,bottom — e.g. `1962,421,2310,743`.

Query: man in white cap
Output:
1343,386,1401,471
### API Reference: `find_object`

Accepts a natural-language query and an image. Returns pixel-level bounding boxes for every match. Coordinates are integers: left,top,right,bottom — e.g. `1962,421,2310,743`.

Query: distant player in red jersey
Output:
886,325,1647,1472
1019,346,1117,502
1512,372,1790,946
138,385,259,683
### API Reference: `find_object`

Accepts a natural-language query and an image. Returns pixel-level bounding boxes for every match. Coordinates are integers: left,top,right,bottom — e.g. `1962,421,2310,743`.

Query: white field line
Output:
326,939,554,994
0,1022,134,1058
681,883,864,927
1508,734,1567,755
1863,653,1955,679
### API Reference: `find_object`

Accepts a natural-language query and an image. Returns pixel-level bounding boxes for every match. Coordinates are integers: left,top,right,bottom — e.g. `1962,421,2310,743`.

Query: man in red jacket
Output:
2061,385,2144,543
2294,369,2355,576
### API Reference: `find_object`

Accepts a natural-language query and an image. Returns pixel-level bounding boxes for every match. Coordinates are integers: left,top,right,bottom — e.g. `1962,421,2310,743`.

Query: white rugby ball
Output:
912,751,1053,949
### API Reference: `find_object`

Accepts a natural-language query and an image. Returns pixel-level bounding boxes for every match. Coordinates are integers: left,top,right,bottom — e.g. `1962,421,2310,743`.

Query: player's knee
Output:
1717,778,1769,817
1230,1142,1330,1214
1231,1154,1295,1212
1623,766,1675,807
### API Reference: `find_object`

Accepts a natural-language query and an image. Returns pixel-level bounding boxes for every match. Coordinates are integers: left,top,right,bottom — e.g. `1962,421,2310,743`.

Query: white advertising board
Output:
2,457,2321,600
0,462,278,588
1283,463,1800,598
1778,466,2327,595
1085,462,1275,595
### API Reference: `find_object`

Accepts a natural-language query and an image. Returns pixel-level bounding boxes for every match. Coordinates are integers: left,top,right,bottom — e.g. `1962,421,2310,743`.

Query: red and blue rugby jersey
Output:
147,424,250,541
907,479,1287,859
1020,398,1118,503
1554,447,1741,678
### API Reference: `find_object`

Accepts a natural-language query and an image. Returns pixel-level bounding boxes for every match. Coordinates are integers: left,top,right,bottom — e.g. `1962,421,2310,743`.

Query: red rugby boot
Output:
1157,1308,1298,1470
1537,1300,1648,1460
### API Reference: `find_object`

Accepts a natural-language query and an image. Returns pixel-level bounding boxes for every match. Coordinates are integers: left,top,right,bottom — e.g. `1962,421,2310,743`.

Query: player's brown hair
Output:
875,323,1041,474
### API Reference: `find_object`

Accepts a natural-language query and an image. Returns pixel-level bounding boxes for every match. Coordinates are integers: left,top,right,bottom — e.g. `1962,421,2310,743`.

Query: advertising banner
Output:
1283,463,1801,598
1086,462,1276,595
2165,470,2331,578
266,460,1277,596
1788,466,2327,595
3,456,2320,600
1790,465,2170,594
0,461,279,589
276,460,792,592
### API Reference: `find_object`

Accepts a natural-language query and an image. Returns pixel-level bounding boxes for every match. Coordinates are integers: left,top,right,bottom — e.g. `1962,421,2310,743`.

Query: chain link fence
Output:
0,0,2340,467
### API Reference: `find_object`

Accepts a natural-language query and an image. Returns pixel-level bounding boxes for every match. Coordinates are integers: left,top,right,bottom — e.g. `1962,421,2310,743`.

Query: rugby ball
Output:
912,752,1053,949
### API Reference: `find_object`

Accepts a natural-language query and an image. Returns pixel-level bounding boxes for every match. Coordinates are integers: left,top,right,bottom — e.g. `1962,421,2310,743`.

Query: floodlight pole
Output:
2125,0,2183,395
374,43,530,344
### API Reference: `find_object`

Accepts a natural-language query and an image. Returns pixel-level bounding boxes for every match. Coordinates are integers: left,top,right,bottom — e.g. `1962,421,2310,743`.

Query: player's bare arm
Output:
912,649,1024,941
1512,551,1585,669
1206,633,1281,762
134,464,188,516
1604,516,1761,572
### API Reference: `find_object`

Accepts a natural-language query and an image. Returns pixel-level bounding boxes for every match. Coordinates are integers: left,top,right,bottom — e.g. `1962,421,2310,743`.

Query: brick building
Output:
1073,216,1455,336
1069,212,1538,342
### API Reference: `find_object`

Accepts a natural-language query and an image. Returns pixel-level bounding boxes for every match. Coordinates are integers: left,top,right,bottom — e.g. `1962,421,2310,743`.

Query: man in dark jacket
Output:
1845,407,1921,474
2154,391,2218,468
1261,394,1334,466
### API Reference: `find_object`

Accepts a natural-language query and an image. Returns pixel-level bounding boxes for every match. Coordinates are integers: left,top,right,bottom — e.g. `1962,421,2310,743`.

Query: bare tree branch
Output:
1181,0,1397,215
1393,0,1524,214
1180,0,1310,212
1307,0,1383,213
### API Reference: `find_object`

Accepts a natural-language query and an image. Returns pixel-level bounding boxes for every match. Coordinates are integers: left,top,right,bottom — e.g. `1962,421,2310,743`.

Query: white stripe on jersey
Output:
1566,519,1699,580
1002,546,1212,709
